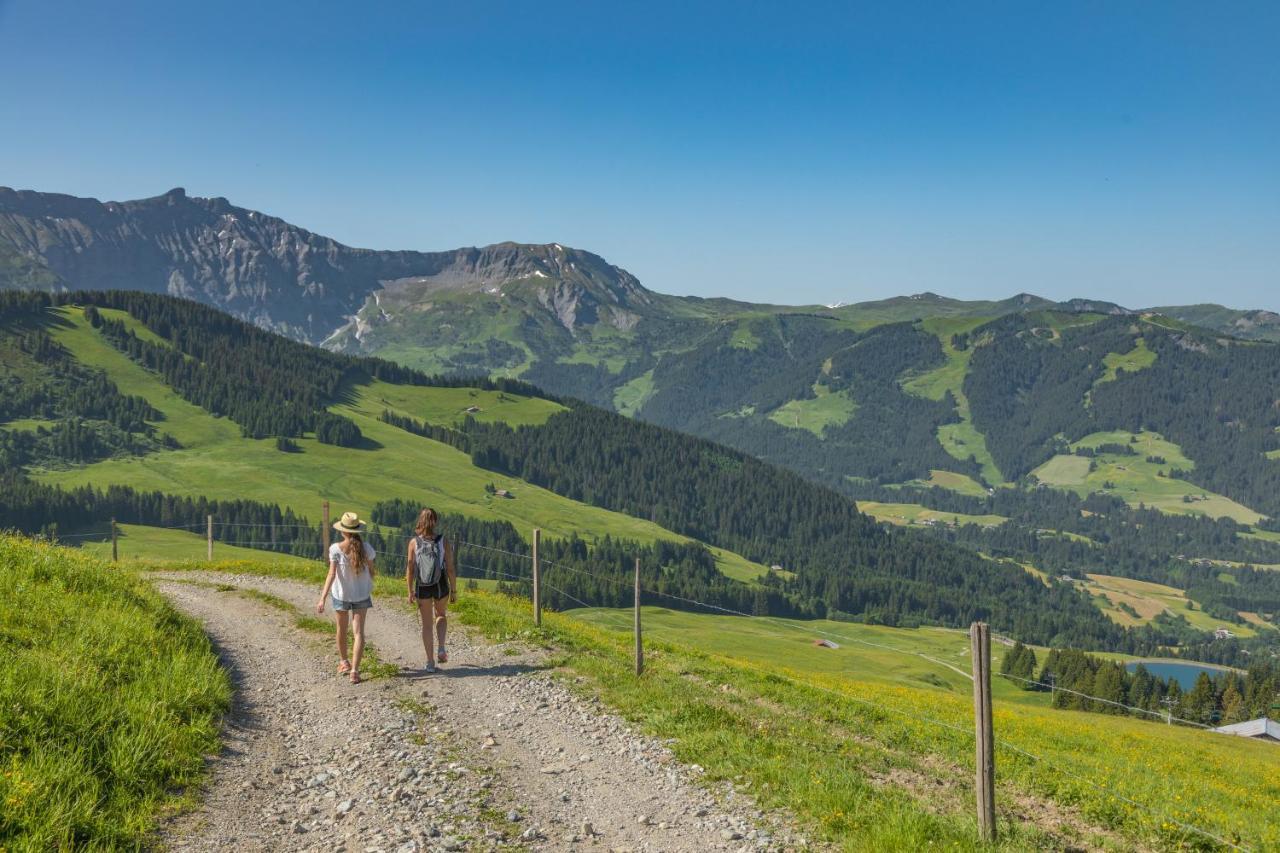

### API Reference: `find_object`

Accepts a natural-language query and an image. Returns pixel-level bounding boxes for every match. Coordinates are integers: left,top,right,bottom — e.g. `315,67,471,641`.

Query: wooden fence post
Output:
970,621,996,842
634,557,643,676
111,517,118,562
322,501,330,559
207,515,214,561
532,528,542,627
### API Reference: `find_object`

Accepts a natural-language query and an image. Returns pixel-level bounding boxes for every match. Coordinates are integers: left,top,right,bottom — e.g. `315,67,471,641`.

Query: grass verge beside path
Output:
157,559,1269,851
0,537,229,850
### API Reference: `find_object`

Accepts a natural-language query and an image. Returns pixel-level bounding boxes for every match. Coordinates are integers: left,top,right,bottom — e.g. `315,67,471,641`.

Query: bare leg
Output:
417,599,435,664
433,598,448,653
350,609,367,675
335,610,350,666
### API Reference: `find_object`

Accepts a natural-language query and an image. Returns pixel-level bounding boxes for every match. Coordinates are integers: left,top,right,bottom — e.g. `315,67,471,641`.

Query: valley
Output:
31,305,772,583
3,196,1280,851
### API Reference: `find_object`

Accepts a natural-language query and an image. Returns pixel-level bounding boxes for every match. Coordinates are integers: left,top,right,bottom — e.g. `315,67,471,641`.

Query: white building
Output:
1212,717,1280,742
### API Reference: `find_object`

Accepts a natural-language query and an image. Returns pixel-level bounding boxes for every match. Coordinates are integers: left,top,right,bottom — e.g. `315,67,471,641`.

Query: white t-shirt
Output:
329,541,375,602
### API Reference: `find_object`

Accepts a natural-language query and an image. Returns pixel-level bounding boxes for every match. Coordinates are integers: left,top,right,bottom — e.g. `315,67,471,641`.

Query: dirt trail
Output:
154,572,811,853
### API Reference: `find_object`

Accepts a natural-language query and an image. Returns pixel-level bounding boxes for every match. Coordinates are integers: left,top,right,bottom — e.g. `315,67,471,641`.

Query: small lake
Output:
1125,660,1232,690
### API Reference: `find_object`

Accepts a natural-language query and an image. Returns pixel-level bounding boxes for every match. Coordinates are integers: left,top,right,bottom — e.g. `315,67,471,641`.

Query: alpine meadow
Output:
2,3,1279,849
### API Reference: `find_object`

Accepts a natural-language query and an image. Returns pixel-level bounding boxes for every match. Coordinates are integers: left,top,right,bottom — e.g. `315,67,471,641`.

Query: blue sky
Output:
1,1,1276,309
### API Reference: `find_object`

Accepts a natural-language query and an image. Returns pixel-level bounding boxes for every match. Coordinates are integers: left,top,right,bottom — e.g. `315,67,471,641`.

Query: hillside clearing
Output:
1082,573,1259,636
766,384,857,435
1031,430,1264,525
1095,338,1156,386
909,469,991,497
612,369,655,416
37,306,772,581
857,501,1007,528
901,317,1006,486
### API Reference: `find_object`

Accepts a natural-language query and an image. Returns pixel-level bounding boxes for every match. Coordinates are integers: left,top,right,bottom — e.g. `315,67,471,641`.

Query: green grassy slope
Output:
1096,338,1156,385
0,537,229,849
766,383,857,435
900,317,1007,486
1081,573,1259,637
79,524,317,565
1031,430,1263,524
856,501,1007,528
36,306,771,582
163,557,1278,851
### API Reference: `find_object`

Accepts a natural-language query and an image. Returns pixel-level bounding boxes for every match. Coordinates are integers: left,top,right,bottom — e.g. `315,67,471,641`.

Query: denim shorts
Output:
331,596,372,611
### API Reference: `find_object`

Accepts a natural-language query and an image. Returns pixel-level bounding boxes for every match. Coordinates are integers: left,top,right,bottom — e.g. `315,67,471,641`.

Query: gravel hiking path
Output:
153,572,813,853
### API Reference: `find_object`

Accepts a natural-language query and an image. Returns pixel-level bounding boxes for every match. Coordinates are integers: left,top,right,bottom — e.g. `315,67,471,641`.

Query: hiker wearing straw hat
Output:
317,511,376,684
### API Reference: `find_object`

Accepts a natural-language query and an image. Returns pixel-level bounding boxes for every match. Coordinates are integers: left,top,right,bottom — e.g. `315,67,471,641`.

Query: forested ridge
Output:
0,289,1144,648
6,289,1280,656
963,313,1280,517
455,406,1127,645
0,308,173,468
636,319,979,486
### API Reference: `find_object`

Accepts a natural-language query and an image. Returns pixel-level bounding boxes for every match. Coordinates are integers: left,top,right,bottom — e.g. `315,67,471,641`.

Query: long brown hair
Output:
414,508,439,539
340,532,369,574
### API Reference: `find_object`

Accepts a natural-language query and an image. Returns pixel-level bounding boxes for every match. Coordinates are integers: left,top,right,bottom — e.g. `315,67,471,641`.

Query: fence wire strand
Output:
23,518,1251,849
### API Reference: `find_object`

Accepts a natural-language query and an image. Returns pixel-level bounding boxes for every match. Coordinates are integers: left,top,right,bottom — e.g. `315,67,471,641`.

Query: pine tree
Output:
1181,673,1218,725
1220,685,1247,724
1092,663,1126,714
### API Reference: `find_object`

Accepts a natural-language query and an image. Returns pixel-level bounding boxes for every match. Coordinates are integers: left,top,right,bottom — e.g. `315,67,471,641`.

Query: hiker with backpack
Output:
406,508,457,673
316,511,376,684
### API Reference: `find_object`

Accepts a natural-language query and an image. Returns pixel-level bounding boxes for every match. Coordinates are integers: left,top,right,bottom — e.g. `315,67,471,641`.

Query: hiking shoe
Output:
437,646,448,663
424,662,438,674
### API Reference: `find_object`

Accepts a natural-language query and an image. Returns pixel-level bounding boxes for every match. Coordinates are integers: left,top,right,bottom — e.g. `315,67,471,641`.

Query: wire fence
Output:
24,517,1254,850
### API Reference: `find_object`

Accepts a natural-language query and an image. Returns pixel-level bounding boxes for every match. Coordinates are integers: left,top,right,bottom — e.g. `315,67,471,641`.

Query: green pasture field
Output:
353,291,537,378
728,320,763,350
95,306,176,349
0,417,58,432
901,317,1007,486
1031,430,1265,525
905,469,990,497
159,557,1275,851
0,537,229,849
37,306,771,584
364,377,563,427
78,524,317,565
766,383,857,435
856,501,1007,528
1244,528,1280,545
1095,338,1156,385
1082,573,1260,637
612,369,656,417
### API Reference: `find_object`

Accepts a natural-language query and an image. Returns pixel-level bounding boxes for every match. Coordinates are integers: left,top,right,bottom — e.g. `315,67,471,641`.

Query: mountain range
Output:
4,186,1279,525
3,186,1277,347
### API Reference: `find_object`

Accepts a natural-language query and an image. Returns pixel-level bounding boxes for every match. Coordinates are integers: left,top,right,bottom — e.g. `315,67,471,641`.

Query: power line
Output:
996,672,1214,729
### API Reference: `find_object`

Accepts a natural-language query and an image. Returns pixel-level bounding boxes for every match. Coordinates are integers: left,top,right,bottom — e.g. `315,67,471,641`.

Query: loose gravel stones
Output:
155,573,815,851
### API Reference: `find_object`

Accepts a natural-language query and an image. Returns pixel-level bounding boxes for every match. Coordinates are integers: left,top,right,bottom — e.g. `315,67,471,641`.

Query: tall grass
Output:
154,559,1272,850
0,537,229,850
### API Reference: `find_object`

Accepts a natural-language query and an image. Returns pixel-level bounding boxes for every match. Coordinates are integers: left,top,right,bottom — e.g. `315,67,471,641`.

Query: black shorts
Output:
416,576,450,601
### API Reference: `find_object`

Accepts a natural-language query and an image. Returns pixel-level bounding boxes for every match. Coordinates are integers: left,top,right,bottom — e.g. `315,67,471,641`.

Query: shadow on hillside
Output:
330,373,367,409
350,434,384,452
0,303,76,335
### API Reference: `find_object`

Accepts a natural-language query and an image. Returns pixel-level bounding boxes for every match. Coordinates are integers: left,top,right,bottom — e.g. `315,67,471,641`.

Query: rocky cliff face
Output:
0,187,652,343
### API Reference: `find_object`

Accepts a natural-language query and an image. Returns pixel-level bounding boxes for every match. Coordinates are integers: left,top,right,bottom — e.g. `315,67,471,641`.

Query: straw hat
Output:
333,511,367,534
